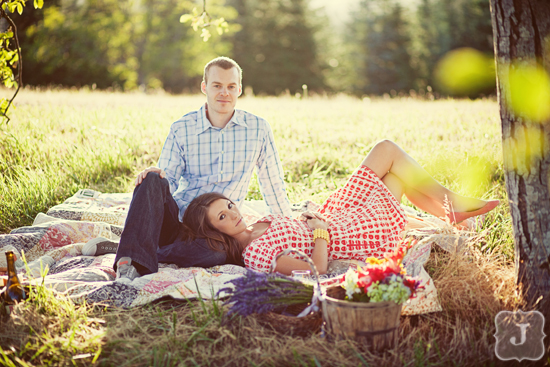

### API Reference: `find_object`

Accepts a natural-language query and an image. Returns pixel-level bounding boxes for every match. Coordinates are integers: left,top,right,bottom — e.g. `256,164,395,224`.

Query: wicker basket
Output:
255,249,324,337
321,286,403,351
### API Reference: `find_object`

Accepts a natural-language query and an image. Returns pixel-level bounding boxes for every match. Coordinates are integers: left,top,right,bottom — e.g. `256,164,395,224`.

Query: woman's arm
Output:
274,215,329,275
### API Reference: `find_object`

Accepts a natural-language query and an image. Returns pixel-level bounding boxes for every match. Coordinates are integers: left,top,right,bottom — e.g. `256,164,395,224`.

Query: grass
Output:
0,88,535,366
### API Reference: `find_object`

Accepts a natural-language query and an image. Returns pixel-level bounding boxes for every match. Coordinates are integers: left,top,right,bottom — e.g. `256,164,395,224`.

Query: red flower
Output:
403,277,423,298
356,270,374,290
385,245,405,263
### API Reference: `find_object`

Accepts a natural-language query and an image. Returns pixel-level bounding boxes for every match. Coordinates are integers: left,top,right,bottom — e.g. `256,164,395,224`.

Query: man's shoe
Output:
82,237,119,256
116,257,140,282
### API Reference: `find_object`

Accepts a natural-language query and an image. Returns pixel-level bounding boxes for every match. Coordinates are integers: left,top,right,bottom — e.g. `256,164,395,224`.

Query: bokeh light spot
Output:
504,126,545,173
507,64,550,123
434,48,495,96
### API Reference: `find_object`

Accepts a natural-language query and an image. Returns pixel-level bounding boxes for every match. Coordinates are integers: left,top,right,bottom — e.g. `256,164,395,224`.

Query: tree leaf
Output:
16,2,23,15
179,14,193,23
200,28,211,42
10,53,19,65
0,98,9,114
34,0,44,8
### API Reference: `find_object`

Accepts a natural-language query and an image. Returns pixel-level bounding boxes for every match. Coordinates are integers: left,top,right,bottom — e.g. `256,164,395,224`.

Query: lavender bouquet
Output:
218,270,314,316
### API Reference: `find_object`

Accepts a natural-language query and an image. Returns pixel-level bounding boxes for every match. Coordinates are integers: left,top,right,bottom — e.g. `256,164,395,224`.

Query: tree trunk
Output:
489,0,550,316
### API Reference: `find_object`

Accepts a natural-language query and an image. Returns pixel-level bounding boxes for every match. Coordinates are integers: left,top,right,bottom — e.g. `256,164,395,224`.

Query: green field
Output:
0,89,519,366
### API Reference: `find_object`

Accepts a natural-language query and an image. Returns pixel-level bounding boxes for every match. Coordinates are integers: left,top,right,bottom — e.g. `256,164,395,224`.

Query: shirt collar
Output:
195,104,248,135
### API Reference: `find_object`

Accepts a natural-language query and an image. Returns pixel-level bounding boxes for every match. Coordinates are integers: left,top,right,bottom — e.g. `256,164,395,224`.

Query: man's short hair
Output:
203,57,242,85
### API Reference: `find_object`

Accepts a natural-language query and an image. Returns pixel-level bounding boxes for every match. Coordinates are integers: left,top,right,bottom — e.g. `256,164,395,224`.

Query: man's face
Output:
201,66,242,117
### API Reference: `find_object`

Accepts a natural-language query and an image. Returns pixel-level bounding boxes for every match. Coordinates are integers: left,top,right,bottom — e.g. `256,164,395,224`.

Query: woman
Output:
181,140,499,275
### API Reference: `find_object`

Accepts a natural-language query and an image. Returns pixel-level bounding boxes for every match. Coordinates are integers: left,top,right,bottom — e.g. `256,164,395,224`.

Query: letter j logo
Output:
494,310,546,361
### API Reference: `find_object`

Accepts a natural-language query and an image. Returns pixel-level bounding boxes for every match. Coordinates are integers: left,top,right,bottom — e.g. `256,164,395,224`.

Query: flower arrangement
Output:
342,245,423,304
219,247,422,318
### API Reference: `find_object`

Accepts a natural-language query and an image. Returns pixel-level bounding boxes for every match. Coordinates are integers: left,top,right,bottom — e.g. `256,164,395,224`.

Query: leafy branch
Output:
0,0,43,124
180,0,228,42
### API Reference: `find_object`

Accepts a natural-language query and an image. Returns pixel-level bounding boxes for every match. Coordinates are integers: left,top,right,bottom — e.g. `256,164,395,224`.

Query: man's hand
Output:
135,167,166,186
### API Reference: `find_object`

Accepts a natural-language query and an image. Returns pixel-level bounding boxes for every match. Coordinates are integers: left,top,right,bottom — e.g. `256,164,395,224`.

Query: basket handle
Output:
269,248,323,317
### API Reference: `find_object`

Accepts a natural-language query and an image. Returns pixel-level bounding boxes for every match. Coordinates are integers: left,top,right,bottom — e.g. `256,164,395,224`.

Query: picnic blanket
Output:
0,189,471,315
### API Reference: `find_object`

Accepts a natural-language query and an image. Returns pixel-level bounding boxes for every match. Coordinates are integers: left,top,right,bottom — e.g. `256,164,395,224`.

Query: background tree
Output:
350,0,415,96
228,0,325,95
489,0,550,322
409,0,494,95
411,0,450,91
17,0,235,92
0,0,44,122
134,0,235,92
312,9,355,95
20,0,138,89
15,0,501,98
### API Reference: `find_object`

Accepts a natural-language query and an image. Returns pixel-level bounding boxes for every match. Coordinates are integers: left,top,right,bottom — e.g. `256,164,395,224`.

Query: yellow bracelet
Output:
313,228,330,243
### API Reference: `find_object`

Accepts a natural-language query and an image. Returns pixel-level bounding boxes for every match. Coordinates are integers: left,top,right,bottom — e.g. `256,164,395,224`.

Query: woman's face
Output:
207,198,247,237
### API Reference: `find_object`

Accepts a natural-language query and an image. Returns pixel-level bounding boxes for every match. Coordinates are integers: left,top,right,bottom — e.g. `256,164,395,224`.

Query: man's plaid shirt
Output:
158,104,292,221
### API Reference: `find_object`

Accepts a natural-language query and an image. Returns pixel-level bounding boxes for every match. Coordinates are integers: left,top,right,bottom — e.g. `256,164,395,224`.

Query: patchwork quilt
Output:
0,189,471,314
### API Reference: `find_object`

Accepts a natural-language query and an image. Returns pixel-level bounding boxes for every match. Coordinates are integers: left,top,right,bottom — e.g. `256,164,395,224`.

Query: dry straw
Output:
0,230,529,366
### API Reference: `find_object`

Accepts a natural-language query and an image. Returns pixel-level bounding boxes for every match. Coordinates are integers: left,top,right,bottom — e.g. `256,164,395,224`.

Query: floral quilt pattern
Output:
0,189,454,315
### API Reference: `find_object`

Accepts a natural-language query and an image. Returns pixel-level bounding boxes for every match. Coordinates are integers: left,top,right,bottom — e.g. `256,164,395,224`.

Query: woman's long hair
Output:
180,192,244,266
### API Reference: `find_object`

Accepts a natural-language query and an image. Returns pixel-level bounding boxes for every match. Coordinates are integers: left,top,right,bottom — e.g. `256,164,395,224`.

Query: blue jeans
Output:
114,172,227,275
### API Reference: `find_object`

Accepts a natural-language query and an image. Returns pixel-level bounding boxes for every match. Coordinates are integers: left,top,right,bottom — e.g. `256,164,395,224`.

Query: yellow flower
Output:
365,257,385,265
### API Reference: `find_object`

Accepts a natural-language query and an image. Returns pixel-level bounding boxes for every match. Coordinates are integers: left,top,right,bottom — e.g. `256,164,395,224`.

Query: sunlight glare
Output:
458,157,491,197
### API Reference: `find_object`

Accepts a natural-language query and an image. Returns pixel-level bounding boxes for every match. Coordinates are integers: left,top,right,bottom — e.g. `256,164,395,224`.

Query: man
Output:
111,56,292,281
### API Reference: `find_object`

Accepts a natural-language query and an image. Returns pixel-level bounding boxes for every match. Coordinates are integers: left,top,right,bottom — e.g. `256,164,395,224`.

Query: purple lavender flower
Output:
218,270,314,316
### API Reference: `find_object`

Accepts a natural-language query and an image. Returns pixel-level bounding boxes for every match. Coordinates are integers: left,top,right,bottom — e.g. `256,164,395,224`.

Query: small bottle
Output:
3,251,26,314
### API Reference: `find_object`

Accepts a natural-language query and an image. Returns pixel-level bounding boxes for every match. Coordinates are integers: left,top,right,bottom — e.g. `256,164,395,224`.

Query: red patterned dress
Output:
243,165,408,272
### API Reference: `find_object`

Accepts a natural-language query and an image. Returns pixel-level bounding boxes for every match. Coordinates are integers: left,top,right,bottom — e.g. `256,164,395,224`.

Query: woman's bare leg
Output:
381,172,404,202
382,172,450,217
363,140,498,221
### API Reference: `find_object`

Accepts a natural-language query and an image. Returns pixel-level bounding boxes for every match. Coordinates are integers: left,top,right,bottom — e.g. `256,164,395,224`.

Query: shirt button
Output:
220,171,223,173
221,151,224,154
221,131,224,134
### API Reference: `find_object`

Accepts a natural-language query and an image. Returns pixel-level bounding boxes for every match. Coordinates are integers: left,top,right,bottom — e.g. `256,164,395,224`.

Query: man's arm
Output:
255,122,293,217
156,125,186,194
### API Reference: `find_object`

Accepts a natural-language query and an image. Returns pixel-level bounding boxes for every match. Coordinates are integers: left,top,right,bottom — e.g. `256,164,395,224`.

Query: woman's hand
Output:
281,211,329,275
307,217,328,230
302,212,329,230
274,212,330,275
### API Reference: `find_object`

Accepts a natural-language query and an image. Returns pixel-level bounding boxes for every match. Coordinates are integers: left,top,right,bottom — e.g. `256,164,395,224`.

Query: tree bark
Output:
489,0,550,316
